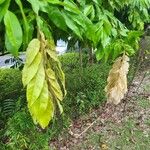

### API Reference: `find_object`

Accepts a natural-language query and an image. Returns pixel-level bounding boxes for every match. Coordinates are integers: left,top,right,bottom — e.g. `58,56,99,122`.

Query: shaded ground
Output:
50,67,150,150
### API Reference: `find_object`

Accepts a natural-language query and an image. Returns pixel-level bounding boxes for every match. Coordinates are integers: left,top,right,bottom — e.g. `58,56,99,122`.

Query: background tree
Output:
0,0,149,127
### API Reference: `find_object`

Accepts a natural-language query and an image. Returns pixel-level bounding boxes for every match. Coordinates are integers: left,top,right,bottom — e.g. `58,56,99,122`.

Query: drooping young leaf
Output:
25,39,41,66
46,49,59,62
27,79,54,128
22,32,66,128
30,61,45,103
22,52,42,86
4,10,22,57
46,40,66,96
37,17,53,41
55,64,66,96
46,68,63,101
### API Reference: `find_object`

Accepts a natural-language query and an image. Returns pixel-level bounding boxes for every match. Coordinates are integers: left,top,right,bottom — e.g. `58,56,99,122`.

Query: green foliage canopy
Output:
0,0,149,60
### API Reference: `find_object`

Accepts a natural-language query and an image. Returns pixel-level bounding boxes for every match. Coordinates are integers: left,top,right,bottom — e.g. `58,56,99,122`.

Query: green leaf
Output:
62,12,82,39
83,5,93,16
45,5,67,31
104,46,112,62
36,16,53,39
27,0,40,15
47,0,80,14
103,18,112,35
46,0,62,4
0,0,5,4
4,11,23,57
112,42,122,60
0,0,10,22
92,0,102,5
15,0,30,50
95,47,104,61
77,0,86,6
124,45,135,56
100,28,110,48
124,30,143,50
63,0,80,14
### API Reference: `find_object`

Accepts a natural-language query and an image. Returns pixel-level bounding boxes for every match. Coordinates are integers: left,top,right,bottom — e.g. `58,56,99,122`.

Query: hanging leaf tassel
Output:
22,33,66,128
105,54,129,105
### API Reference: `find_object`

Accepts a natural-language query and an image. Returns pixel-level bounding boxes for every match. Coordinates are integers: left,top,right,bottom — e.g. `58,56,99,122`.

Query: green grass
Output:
137,97,150,109
105,120,150,150
76,119,150,150
73,94,150,150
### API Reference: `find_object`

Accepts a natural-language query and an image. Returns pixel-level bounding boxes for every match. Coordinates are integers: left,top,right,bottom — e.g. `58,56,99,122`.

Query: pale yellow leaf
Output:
54,64,67,96
27,80,54,128
27,61,45,106
22,52,42,86
56,98,63,114
46,68,63,101
46,48,59,62
26,39,41,66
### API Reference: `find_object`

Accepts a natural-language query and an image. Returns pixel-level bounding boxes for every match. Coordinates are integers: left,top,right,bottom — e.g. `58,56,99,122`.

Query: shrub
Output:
63,63,111,118
0,69,23,101
0,53,110,147
0,69,25,118
4,110,49,150
1,108,71,150
59,52,88,72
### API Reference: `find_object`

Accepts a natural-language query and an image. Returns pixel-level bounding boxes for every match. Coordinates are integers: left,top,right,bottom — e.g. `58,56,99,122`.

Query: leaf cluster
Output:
0,0,149,60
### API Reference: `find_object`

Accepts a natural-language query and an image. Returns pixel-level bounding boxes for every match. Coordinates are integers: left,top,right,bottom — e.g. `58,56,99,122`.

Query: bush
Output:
4,110,49,150
0,69,25,118
0,69,23,101
0,53,111,149
59,52,88,72
0,108,71,150
63,63,111,118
